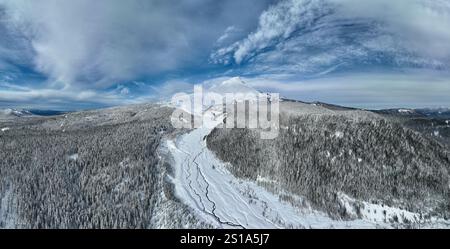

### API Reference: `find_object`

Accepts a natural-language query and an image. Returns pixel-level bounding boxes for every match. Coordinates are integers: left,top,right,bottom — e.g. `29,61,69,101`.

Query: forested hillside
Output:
0,104,204,228
207,102,450,222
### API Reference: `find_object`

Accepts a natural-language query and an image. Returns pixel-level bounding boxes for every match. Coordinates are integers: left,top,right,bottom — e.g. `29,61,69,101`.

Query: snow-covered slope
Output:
166,105,387,228
165,78,450,228
168,105,450,228
206,101,450,228
0,109,33,119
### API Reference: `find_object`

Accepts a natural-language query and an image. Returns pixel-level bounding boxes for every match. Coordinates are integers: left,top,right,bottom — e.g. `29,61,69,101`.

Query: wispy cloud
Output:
0,0,271,88
212,0,450,75
0,86,131,109
0,0,273,108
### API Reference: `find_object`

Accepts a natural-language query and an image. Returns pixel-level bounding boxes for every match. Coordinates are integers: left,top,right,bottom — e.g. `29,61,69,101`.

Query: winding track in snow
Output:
177,143,244,228
191,147,245,228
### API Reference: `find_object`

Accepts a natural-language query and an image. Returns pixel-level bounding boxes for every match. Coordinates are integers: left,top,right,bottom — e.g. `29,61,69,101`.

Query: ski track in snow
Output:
166,108,388,229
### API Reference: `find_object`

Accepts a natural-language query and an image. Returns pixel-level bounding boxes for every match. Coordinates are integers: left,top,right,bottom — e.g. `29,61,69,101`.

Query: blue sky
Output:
0,0,450,110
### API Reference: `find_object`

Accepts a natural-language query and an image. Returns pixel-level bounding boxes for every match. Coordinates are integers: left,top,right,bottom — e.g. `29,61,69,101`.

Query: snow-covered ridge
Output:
398,109,413,114
0,108,33,118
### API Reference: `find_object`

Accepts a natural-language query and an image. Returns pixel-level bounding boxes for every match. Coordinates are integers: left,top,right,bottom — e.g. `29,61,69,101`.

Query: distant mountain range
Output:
0,108,68,119
373,108,450,119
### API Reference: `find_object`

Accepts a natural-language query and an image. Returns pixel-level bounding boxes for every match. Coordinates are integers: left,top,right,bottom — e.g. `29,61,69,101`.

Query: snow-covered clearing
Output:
68,154,79,161
338,193,450,228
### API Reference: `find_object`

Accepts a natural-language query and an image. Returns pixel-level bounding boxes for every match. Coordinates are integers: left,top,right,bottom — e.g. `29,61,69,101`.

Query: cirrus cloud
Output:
0,0,272,88
211,0,450,75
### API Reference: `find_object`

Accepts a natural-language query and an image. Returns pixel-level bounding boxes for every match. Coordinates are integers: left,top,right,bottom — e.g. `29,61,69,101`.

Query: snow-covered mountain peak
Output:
208,77,259,95
166,77,264,115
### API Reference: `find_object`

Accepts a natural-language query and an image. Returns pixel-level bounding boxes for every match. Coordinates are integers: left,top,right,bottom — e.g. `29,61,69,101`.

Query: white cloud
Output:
212,0,450,73
0,0,275,109
119,87,130,96
148,80,195,99
0,80,136,109
0,88,124,106
1,0,191,87
216,26,243,45
0,81,29,91
0,0,272,88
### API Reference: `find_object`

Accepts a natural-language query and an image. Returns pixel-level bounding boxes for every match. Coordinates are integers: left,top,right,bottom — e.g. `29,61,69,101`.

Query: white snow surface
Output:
333,131,344,139
398,109,413,113
0,109,33,118
68,154,79,161
166,108,384,229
